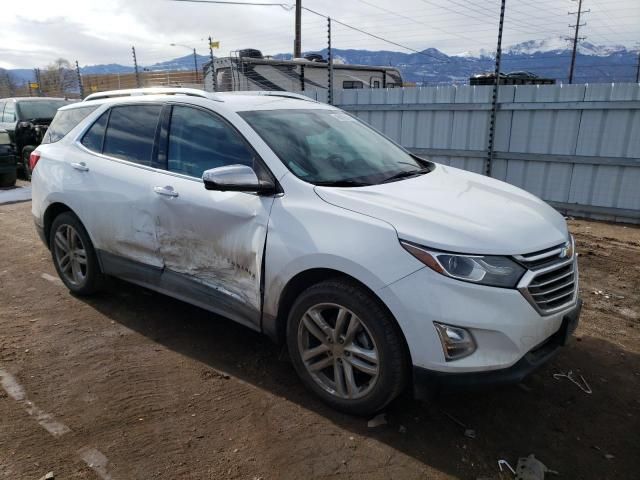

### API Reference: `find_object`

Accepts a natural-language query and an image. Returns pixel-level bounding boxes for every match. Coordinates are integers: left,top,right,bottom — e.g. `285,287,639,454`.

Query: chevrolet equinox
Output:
31,88,582,414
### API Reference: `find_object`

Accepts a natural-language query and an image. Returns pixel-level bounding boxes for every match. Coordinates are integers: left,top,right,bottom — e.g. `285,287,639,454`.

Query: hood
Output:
314,164,568,255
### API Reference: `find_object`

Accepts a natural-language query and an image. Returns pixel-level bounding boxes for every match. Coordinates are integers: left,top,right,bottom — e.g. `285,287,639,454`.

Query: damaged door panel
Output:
73,104,165,269
147,103,276,329
67,150,163,269
151,173,273,328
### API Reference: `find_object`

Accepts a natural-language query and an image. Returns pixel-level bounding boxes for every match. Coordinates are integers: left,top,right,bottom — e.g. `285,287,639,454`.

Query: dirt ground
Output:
0,199,638,480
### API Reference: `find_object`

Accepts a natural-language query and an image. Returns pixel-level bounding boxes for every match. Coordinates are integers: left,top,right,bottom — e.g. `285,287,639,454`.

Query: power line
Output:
356,0,479,45
170,0,450,62
301,6,449,62
171,0,292,6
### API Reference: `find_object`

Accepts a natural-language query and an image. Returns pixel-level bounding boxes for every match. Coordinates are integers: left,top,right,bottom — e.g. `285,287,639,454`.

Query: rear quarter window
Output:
42,106,99,144
81,110,109,153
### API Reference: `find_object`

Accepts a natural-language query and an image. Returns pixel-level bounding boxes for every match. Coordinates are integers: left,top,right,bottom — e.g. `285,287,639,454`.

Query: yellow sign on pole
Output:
29,82,39,89
209,41,220,49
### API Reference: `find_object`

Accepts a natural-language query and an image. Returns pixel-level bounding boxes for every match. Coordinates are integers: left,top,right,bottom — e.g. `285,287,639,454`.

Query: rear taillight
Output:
29,151,41,171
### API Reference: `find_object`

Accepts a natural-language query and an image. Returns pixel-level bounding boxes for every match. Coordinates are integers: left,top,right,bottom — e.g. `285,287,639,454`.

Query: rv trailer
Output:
203,49,403,93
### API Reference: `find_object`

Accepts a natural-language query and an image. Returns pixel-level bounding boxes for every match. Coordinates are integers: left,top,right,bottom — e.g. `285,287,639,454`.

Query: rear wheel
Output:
287,279,408,415
49,212,104,295
0,171,17,187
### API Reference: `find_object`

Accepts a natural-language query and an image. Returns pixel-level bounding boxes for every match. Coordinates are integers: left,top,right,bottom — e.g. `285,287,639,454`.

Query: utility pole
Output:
132,46,141,88
635,49,640,83
485,0,506,178
208,36,217,91
327,17,334,105
294,0,302,58
75,60,84,99
192,48,199,83
567,0,589,84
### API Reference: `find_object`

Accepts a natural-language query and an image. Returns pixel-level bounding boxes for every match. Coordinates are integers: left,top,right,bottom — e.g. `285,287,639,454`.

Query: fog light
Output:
433,322,476,361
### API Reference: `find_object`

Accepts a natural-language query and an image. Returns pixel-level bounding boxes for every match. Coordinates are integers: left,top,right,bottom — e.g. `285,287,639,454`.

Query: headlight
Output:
400,241,526,288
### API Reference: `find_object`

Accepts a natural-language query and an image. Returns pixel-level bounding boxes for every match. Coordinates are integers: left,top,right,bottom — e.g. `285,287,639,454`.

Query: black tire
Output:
287,278,409,416
0,171,17,188
22,148,33,181
49,212,104,295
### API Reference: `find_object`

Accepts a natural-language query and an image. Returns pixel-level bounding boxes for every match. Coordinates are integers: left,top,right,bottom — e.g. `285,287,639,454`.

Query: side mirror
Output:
202,164,276,194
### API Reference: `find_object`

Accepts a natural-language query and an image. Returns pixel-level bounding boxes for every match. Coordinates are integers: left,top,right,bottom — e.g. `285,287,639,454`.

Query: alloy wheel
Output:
53,224,88,287
297,303,380,400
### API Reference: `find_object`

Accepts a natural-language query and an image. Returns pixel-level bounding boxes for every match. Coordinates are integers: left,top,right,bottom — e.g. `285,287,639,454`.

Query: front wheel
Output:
287,279,408,415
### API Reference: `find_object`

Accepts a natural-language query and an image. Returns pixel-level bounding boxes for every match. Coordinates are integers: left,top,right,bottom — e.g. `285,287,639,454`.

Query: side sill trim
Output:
97,250,261,333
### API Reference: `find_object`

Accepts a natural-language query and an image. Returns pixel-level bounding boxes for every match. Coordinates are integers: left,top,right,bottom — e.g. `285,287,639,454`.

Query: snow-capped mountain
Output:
458,37,632,59
505,37,630,57
3,40,637,87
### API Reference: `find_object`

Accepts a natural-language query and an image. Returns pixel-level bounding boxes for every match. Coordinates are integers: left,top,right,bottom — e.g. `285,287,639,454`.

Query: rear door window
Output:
42,106,98,144
103,105,162,166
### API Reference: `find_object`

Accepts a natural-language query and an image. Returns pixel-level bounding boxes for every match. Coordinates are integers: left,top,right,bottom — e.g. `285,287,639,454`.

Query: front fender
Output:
262,192,423,321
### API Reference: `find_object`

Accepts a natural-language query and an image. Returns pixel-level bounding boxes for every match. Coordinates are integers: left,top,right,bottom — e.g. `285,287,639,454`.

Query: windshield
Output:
17,100,71,120
240,109,428,186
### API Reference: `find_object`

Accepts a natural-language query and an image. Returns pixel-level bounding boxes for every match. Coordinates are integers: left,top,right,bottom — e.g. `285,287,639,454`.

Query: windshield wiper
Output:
381,168,429,184
313,180,371,187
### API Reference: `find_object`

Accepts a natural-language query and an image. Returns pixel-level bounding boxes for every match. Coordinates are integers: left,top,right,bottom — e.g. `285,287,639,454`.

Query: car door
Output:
0,101,17,139
149,104,275,329
71,104,165,279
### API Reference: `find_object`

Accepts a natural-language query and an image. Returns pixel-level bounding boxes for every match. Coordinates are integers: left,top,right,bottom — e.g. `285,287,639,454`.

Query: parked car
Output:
31,88,581,415
0,128,16,187
0,97,74,181
470,71,556,85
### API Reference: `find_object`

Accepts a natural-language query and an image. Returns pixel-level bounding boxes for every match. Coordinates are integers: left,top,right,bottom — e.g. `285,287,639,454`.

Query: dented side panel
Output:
150,172,273,327
52,144,164,268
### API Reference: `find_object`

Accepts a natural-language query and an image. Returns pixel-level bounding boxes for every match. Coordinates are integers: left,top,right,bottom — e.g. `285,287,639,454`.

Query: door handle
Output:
71,162,89,172
153,186,179,198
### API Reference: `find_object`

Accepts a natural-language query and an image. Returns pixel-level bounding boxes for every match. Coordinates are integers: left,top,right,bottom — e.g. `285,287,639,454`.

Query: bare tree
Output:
0,69,17,97
40,58,78,97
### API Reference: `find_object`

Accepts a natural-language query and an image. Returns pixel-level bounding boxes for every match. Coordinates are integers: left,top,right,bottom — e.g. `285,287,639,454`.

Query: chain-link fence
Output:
83,70,203,95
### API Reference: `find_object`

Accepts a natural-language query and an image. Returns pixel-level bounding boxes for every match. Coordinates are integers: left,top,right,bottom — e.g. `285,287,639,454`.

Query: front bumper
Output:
378,263,580,371
412,300,581,398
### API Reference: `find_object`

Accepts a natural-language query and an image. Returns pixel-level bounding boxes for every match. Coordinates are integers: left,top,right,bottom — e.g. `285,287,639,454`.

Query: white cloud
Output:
1,0,638,69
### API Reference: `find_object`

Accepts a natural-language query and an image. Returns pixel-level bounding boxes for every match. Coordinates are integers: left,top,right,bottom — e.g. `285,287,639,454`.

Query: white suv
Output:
31,88,581,414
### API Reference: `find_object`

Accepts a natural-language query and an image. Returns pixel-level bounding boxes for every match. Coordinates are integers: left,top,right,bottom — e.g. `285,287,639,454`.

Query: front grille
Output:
515,239,578,315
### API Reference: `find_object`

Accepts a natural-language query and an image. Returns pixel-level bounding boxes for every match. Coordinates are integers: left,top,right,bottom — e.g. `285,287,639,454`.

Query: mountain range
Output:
4,38,638,85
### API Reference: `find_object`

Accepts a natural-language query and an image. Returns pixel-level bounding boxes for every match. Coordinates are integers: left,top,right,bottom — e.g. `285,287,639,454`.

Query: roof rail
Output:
223,91,317,102
83,87,222,102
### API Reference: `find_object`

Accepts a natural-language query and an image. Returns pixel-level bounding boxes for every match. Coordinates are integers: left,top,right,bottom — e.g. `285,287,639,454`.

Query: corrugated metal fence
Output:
299,84,640,223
